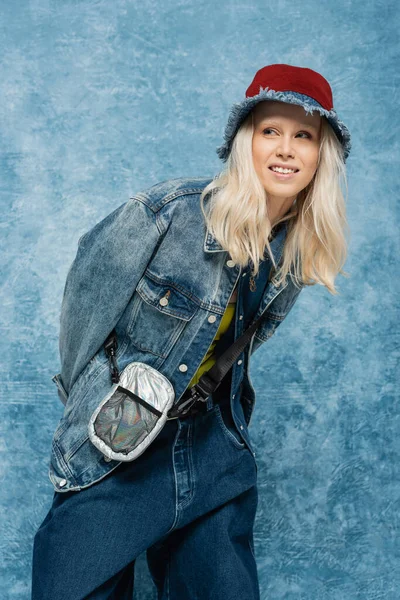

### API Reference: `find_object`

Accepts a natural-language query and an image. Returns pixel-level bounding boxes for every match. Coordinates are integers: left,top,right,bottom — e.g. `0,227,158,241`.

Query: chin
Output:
263,185,300,196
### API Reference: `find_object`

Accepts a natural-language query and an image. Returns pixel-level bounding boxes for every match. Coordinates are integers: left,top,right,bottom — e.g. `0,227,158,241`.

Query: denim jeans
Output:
31,384,259,600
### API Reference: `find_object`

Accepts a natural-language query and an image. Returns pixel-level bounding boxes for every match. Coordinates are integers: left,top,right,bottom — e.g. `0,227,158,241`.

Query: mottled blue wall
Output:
1,0,398,598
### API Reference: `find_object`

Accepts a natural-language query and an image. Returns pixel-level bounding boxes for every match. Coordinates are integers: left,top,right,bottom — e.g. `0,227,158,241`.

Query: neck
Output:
268,196,297,227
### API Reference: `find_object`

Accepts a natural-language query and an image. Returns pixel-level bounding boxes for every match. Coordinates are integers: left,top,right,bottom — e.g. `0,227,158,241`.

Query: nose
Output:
276,136,295,159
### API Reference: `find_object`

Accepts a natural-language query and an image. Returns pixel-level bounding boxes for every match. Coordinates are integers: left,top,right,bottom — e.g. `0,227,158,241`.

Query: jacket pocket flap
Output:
136,274,198,321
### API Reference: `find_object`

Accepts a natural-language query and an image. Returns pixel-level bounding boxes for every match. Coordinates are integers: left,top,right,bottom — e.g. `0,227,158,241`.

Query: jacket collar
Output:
203,227,225,253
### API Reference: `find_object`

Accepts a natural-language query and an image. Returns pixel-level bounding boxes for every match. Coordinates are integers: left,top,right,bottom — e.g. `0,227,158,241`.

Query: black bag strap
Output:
167,257,278,417
167,307,267,417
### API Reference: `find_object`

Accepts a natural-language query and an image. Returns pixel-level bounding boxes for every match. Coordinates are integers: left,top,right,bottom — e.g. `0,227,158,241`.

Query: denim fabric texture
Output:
48,175,304,493
32,383,260,600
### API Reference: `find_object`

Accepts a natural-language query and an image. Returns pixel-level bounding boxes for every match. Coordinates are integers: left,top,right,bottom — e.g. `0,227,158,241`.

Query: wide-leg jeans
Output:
31,390,260,600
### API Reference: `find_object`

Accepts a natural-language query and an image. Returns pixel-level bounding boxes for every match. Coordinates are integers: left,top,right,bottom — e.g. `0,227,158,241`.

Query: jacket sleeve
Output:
58,196,165,396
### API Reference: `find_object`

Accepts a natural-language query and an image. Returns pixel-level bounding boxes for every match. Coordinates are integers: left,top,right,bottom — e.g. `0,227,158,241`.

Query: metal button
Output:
159,297,169,306
226,260,236,267
232,394,235,399
242,273,246,277
237,359,243,365
179,364,188,372
240,425,244,430
103,455,112,462
253,452,256,457
59,479,67,487
208,315,217,323
239,315,243,320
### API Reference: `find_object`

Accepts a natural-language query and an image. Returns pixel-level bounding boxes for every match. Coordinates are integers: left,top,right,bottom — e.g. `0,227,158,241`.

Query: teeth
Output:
271,166,297,174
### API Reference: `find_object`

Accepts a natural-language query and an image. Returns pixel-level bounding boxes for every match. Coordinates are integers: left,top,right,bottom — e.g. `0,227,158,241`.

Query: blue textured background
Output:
1,1,398,598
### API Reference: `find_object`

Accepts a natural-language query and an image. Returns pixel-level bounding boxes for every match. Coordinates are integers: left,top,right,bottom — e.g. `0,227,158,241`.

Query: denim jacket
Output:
49,175,304,492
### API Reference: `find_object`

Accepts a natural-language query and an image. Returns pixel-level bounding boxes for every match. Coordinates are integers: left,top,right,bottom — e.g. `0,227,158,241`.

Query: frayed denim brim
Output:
216,88,351,163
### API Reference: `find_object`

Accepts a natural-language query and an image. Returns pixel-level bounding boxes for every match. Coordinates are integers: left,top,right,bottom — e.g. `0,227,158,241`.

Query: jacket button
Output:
208,315,217,323
239,315,243,320
103,455,112,462
240,425,244,430
59,479,67,488
159,297,169,306
179,364,188,372
237,359,243,365
226,260,236,267
242,273,246,277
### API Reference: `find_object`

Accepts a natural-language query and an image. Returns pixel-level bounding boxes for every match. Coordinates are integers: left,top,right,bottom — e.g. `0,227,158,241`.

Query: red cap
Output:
246,63,334,111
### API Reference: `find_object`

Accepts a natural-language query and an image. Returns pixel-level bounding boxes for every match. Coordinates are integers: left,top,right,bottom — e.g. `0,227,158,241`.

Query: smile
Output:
268,166,299,179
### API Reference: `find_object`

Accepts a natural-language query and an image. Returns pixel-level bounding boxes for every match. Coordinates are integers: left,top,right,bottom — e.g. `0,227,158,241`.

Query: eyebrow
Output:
260,118,319,131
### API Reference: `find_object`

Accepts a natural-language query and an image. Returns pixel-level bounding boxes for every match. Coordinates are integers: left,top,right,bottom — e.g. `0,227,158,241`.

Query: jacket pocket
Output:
127,273,199,358
51,373,69,406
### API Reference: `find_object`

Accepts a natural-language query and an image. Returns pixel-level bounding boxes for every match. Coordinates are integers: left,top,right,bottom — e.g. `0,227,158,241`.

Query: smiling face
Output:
251,100,322,221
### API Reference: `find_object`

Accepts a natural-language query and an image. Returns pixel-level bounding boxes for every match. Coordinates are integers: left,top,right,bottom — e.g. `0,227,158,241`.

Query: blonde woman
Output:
32,64,351,600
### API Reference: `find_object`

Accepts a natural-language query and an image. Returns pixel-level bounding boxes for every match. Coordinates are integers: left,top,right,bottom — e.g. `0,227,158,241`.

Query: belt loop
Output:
206,396,214,411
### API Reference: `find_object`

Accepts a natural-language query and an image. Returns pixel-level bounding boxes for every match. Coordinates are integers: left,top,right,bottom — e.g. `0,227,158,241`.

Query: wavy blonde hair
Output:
200,110,350,294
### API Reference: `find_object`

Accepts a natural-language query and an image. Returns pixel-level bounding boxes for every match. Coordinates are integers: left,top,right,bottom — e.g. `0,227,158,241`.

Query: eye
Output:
261,128,312,139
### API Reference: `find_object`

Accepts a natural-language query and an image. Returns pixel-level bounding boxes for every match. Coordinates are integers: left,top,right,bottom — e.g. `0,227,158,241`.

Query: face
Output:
251,101,322,218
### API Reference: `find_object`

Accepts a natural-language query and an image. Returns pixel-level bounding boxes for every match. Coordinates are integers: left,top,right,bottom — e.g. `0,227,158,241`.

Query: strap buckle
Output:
167,386,209,420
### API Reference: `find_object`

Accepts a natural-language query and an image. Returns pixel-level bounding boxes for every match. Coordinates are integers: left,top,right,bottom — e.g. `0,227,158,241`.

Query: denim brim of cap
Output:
216,88,352,163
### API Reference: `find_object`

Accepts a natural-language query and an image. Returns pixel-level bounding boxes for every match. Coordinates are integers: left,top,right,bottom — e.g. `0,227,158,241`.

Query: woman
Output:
31,63,351,600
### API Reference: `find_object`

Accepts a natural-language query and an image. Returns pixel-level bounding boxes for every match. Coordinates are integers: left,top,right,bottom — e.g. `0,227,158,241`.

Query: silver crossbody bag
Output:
88,355,175,462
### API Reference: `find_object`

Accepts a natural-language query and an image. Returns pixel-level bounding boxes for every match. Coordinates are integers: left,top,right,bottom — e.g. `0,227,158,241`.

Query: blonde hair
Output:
200,110,350,295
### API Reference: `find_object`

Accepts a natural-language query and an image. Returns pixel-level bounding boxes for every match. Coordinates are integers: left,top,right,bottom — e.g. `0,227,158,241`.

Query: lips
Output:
268,166,299,180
